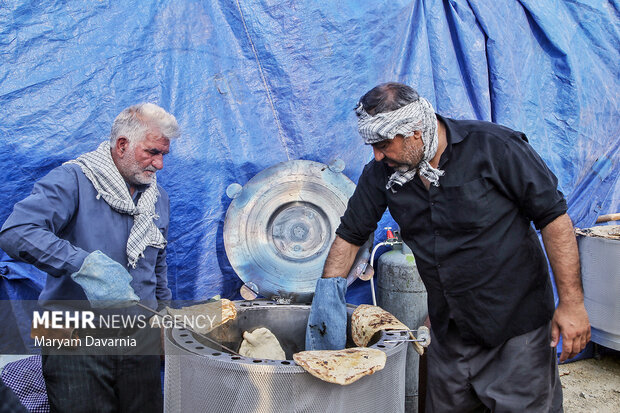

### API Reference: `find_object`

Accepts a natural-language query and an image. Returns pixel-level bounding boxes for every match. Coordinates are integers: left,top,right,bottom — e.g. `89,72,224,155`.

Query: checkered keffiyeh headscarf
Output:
65,141,166,268
356,97,445,191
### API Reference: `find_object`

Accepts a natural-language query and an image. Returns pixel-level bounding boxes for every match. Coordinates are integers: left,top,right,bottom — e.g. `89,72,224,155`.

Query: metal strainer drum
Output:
163,160,402,412
223,160,367,302
164,301,407,412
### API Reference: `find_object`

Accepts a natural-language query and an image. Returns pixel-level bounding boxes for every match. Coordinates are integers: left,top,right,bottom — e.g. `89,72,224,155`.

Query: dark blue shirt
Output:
0,163,171,309
337,115,567,346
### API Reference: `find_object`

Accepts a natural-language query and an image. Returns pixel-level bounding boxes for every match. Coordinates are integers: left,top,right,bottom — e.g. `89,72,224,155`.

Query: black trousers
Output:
426,320,563,413
41,328,162,413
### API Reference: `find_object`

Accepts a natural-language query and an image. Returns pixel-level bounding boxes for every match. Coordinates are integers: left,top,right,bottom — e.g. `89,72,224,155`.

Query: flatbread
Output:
238,327,286,360
165,299,237,334
351,304,408,347
576,225,620,240
293,348,386,385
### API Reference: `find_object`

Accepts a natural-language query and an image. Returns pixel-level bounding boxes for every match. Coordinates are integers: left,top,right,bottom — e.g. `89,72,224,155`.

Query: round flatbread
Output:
165,299,237,334
293,348,386,385
351,304,408,347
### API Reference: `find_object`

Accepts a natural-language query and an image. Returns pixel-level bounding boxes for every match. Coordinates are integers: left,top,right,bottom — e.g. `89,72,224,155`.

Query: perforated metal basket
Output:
578,229,620,350
164,301,407,413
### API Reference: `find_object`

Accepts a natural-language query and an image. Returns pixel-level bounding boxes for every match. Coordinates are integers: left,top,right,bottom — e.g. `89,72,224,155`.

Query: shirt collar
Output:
126,182,149,202
436,114,466,168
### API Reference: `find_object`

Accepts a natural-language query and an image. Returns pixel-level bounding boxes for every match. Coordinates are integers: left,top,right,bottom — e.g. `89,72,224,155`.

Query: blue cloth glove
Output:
71,250,140,308
305,277,347,350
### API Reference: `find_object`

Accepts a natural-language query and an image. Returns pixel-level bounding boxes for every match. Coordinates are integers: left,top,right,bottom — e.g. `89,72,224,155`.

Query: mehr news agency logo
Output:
31,310,219,349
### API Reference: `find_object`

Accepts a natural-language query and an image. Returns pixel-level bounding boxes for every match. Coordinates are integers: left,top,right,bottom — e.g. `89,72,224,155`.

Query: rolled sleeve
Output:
336,161,388,245
495,133,567,230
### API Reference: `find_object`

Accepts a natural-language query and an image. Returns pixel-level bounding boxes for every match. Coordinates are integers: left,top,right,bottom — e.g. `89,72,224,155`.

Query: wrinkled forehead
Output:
139,128,170,149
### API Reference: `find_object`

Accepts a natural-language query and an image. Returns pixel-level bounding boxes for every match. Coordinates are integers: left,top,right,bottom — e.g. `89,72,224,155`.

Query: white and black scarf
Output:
356,98,445,192
65,141,166,268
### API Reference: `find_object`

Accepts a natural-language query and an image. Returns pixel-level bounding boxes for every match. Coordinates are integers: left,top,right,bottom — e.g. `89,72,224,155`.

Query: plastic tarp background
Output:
1,1,618,309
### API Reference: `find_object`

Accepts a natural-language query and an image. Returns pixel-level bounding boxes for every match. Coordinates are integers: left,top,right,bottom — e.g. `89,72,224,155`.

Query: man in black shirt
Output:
307,83,590,412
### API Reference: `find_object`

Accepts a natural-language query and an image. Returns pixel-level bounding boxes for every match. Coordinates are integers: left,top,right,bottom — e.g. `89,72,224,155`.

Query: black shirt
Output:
337,115,567,347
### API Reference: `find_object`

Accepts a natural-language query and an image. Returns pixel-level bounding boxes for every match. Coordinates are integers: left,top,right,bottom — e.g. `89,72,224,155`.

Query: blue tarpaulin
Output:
1,1,618,308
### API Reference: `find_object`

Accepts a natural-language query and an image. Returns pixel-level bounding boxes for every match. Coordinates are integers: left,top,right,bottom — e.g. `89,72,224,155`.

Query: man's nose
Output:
373,146,384,161
153,154,164,170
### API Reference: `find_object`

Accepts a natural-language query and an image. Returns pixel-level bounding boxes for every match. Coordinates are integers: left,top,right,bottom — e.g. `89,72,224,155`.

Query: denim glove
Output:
305,277,347,350
71,250,140,308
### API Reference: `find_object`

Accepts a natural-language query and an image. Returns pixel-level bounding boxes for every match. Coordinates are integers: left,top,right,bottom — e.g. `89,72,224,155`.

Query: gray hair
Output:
357,82,420,116
110,103,179,146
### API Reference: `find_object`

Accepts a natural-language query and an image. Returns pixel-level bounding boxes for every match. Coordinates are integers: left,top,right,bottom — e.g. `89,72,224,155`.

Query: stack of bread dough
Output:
238,327,286,360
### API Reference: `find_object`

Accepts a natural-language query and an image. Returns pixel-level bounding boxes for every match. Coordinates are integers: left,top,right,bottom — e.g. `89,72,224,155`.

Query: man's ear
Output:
115,137,129,157
413,130,422,141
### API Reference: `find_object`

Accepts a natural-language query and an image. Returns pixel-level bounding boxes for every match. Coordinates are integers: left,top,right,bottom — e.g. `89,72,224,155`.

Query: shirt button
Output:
436,264,441,269
431,202,436,206
434,230,439,236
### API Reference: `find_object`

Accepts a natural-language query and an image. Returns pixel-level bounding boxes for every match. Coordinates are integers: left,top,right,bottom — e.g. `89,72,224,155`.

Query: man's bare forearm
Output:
322,236,361,278
541,213,583,304
542,213,590,361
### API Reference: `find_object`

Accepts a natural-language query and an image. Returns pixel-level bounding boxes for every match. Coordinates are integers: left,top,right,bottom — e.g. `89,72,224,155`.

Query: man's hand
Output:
541,213,591,362
551,301,591,362
71,250,140,308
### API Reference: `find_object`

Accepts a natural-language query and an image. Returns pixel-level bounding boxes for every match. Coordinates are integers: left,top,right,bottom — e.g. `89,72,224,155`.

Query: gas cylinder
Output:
376,239,428,413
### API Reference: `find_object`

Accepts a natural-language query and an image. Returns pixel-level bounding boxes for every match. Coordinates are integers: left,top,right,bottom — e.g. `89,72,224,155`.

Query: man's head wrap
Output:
356,97,445,191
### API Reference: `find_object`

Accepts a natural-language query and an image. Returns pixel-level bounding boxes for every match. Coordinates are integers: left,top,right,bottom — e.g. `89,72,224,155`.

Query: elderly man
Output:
0,103,179,412
306,83,590,412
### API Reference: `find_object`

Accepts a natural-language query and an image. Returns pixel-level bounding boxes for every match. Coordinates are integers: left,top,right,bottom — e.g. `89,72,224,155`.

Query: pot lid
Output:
224,159,368,303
